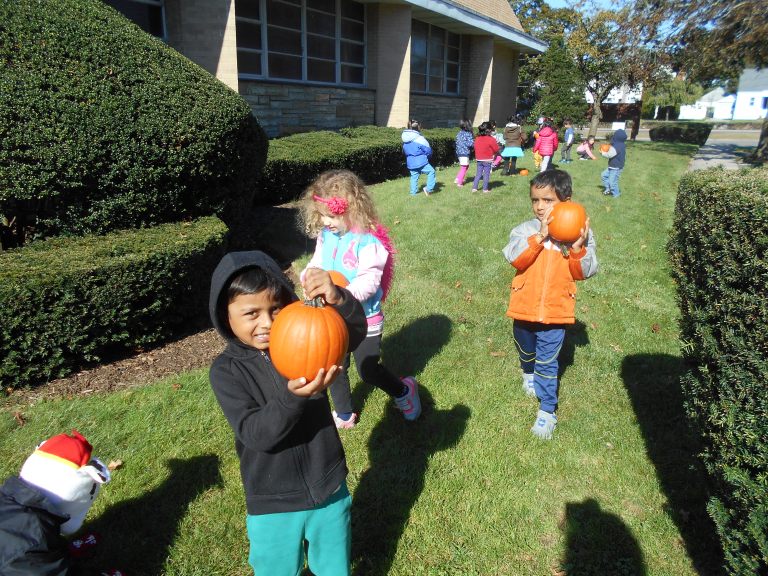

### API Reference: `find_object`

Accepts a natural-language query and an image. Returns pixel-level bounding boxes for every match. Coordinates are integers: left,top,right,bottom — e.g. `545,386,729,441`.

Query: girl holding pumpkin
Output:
502,170,598,439
208,250,367,575
300,169,423,428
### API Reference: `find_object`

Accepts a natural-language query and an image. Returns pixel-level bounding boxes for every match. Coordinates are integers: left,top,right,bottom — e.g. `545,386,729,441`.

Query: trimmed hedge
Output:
0,217,228,390
668,167,768,574
649,122,712,145
254,126,456,205
0,0,267,238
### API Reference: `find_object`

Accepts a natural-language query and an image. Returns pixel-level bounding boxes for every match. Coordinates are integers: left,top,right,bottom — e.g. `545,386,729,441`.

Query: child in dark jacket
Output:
600,128,627,197
208,251,366,576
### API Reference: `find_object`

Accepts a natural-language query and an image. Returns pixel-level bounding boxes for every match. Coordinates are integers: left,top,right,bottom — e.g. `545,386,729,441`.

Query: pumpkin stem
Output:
304,296,326,308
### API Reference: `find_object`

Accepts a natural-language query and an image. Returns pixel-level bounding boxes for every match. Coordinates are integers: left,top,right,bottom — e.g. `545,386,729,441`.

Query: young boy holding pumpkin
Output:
502,170,599,439
208,251,366,575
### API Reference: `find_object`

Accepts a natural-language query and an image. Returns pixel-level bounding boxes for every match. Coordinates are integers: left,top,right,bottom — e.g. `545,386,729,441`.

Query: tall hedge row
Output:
255,126,456,205
0,217,228,390
0,0,267,238
668,167,768,574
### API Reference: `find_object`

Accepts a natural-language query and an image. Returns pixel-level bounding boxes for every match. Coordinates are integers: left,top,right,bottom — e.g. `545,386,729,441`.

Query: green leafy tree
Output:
530,36,588,125
641,74,704,120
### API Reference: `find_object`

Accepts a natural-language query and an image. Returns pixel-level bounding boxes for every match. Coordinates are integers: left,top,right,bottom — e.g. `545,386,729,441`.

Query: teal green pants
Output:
246,483,351,576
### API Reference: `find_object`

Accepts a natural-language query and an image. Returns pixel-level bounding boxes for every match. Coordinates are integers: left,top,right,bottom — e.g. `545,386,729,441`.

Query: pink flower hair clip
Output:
313,194,349,215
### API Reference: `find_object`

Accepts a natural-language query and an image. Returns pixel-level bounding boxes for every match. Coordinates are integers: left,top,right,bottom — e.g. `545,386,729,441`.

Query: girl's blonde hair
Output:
301,170,379,236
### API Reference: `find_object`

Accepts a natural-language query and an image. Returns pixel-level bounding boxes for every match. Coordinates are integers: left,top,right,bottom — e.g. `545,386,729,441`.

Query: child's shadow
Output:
75,455,222,576
558,320,589,377
351,386,470,575
351,314,452,415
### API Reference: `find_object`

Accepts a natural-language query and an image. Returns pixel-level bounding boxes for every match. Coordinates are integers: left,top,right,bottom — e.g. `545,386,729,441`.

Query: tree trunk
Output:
755,114,768,164
588,103,602,138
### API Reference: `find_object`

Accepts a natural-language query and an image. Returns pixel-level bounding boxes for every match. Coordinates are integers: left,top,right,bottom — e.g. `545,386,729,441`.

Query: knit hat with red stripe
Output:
20,430,110,535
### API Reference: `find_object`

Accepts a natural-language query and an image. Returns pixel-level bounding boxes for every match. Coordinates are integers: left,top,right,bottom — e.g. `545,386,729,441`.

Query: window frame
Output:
103,0,167,40
410,20,461,96
235,0,366,87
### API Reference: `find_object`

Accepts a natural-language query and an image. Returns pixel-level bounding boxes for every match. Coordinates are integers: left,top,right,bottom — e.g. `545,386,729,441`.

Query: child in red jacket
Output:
471,122,500,193
532,119,559,171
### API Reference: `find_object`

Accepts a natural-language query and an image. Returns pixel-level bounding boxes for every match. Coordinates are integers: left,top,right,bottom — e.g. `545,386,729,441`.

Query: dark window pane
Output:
447,32,460,47
236,20,262,50
411,55,427,75
341,0,364,21
446,79,458,93
308,58,336,82
411,73,426,92
447,46,459,63
340,18,363,40
268,26,301,54
341,64,364,84
268,53,302,78
340,41,363,64
235,0,260,21
105,0,164,37
238,50,262,75
307,10,335,36
429,76,442,92
308,35,335,59
446,63,458,79
267,0,301,29
429,59,444,77
308,0,336,14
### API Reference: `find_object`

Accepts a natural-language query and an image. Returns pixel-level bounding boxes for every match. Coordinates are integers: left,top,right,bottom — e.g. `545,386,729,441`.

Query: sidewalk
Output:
687,129,761,171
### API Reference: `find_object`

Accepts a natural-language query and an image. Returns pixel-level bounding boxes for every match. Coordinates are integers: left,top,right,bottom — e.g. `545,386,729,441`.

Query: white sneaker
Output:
531,410,557,440
522,373,536,398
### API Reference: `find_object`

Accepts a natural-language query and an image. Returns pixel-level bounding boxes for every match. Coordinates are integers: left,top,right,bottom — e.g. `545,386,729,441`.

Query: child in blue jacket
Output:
401,120,435,196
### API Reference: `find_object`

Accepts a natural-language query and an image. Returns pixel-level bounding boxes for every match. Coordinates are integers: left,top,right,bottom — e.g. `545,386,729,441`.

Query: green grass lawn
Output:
1,142,724,575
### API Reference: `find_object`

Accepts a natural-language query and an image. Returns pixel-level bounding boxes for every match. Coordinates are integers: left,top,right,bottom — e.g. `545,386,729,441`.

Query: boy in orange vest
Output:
502,170,598,439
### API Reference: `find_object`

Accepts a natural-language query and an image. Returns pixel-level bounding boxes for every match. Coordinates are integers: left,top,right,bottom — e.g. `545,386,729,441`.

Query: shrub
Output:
254,126,456,205
0,0,267,240
649,122,712,145
0,217,228,390
668,167,768,574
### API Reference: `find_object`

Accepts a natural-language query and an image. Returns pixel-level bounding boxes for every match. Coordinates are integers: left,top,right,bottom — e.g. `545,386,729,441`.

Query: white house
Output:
678,87,735,120
732,68,768,120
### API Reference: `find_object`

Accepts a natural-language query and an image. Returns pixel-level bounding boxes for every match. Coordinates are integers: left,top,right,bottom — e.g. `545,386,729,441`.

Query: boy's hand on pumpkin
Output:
288,365,341,397
571,217,590,251
302,268,343,305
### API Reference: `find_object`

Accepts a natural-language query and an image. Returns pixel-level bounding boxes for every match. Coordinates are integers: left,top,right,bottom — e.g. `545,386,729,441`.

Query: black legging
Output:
329,333,405,414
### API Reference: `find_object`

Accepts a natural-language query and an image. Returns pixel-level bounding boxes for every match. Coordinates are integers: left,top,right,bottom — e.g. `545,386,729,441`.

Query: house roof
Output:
699,87,735,104
370,0,546,54
737,68,768,92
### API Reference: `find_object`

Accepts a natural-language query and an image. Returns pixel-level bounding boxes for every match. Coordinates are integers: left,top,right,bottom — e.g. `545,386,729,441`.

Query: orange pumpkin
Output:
270,297,349,381
600,143,611,153
519,169,530,176
328,270,349,288
549,201,587,243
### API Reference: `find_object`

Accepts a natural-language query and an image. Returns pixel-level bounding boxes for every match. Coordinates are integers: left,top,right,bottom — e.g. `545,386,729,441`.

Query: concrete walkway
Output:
688,129,761,171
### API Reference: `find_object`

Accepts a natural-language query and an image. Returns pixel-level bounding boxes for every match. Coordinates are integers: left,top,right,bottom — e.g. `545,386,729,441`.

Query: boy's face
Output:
530,185,561,220
227,290,284,350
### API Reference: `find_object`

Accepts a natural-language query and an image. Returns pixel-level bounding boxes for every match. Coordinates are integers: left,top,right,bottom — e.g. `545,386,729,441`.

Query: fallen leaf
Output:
590,322,597,330
107,459,124,471
393,219,401,225
13,411,25,427
605,442,614,450
651,323,661,333
640,244,647,250
464,291,472,302
455,280,462,288
172,382,182,390
610,343,623,353
490,351,506,357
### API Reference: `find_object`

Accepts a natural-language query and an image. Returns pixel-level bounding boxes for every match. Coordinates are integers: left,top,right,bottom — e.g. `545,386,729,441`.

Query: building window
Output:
763,97,768,110
749,97,755,106
235,0,365,85
410,20,460,95
103,0,165,39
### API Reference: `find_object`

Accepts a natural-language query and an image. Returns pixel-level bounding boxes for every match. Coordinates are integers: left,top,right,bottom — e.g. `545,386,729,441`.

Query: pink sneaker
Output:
332,410,358,429
395,377,422,421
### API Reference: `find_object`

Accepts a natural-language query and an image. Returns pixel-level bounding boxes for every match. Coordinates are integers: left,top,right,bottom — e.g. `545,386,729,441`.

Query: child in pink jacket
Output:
532,119,559,171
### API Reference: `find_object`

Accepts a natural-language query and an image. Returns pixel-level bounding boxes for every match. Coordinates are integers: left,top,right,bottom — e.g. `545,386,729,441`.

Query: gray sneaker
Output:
531,409,557,440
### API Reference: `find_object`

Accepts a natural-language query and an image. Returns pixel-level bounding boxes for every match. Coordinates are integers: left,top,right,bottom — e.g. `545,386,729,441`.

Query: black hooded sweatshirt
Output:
608,129,627,169
208,251,366,515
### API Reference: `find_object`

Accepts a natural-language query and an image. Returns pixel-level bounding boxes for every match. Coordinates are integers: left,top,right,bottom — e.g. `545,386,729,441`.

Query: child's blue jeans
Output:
513,320,565,414
409,163,436,194
601,167,622,197
246,482,351,576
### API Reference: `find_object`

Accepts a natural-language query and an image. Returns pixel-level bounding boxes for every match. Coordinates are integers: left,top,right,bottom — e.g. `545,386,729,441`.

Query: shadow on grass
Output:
559,320,589,377
621,354,724,576
76,455,222,576
351,385,470,576
351,314,451,414
630,141,700,156
560,498,646,575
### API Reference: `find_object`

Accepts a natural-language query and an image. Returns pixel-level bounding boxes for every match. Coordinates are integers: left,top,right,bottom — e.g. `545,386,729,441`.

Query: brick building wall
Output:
240,82,376,137
370,4,413,128
409,94,467,128
489,42,519,124
463,35,494,126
